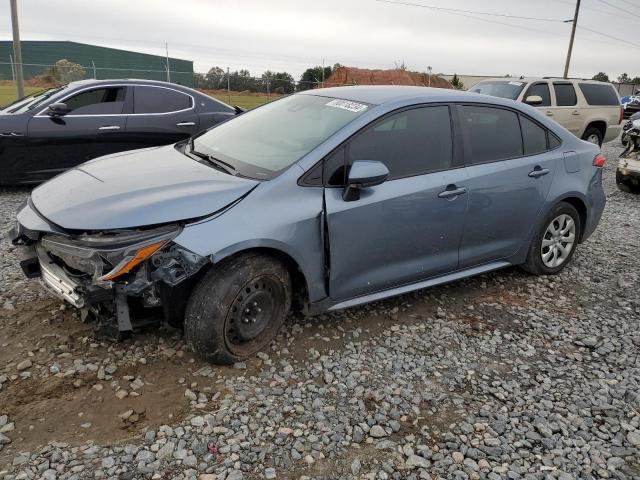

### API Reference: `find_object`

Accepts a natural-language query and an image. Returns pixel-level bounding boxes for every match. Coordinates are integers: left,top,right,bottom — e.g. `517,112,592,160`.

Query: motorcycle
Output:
621,111,640,146
617,118,640,193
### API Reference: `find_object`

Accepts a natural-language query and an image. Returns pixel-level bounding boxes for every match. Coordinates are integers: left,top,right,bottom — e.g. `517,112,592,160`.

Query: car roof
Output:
478,77,612,85
298,84,525,108
66,78,197,90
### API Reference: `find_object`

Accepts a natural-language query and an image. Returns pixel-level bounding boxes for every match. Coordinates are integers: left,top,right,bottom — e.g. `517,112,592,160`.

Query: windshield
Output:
2,85,67,114
470,80,527,100
191,94,371,179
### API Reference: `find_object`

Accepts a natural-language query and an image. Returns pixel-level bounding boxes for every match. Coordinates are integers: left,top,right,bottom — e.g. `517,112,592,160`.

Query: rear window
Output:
554,83,577,107
579,83,620,106
520,115,547,155
134,86,192,114
459,105,523,164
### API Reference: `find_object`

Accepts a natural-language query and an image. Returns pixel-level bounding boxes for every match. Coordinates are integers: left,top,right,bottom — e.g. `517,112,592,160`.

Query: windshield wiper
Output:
188,138,237,175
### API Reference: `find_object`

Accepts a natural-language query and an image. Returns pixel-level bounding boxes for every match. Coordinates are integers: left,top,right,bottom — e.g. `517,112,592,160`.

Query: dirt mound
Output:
325,67,453,89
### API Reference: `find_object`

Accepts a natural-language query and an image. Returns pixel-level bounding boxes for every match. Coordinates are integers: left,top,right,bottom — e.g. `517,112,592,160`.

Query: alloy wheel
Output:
540,214,576,268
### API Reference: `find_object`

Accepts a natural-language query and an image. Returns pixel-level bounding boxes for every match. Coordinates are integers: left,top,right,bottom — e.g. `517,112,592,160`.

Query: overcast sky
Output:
0,0,637,80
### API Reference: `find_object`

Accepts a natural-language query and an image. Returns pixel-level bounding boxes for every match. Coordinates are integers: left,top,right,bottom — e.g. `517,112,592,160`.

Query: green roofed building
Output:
0,40,194,86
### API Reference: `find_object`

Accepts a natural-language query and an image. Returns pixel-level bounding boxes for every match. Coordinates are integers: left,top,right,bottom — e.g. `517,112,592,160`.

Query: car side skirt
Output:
307,260,511,315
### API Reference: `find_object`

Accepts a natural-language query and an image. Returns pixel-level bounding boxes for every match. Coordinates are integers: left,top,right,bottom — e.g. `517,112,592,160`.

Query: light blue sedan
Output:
11,86,606,363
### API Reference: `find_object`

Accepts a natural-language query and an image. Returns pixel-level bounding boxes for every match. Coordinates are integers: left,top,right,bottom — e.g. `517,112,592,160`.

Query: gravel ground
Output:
0,141,638,480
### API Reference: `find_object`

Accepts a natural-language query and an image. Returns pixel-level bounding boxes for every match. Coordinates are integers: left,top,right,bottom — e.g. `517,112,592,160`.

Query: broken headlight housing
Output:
40,225,182,284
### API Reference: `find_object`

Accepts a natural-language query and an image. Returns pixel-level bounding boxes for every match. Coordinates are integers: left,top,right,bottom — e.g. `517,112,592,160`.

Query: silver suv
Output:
471,77,623,146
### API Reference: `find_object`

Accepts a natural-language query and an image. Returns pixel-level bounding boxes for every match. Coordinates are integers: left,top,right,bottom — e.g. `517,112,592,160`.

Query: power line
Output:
375,0,572,22
578,25,640,49
612,0,640,8
595,0,640,18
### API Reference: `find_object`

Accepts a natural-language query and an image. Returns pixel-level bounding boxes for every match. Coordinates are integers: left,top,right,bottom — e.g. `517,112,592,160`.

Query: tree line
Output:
193,64,340,93
592,72,640,84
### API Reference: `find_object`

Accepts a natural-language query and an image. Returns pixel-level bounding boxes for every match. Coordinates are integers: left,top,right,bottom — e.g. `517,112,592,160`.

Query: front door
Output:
456,104,556,267
26,85,129,182
325,105,468,301
124,85,200,150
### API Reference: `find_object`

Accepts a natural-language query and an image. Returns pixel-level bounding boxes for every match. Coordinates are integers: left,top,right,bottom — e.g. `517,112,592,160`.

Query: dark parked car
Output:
0,79,237,185
11,86,606,364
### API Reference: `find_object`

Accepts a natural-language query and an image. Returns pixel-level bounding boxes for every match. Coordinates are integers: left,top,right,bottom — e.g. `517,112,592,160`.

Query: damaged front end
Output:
11,220,209,338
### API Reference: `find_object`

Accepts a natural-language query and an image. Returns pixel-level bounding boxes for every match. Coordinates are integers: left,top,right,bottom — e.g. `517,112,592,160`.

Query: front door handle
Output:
529,166,550,178
0,132,24,137
98,125,121,130
438,185,467,199
176,121,196,127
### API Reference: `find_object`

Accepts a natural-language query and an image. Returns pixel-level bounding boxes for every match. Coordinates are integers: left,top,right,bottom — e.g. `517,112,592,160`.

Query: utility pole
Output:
321,59,325,88
165,42,171,83
563,0,581,79
10,0,25,99
427,65,432,87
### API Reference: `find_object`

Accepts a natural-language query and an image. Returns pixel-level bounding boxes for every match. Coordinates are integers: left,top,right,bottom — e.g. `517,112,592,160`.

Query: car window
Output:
192,94,370,180
470,81,526,100
63,87,125,115
134,86,192,114
549,133,561,149
520,115,547,155
459,105,523,164
523,83,551,107
578,83,620,106
346,106,453,181
554,83,577,106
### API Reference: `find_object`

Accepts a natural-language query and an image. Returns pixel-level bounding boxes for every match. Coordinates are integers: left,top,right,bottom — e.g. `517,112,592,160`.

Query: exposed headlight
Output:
40,225,182,283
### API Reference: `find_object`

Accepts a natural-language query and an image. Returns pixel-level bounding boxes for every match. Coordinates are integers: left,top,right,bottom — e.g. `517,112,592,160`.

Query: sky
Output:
0,0,638,80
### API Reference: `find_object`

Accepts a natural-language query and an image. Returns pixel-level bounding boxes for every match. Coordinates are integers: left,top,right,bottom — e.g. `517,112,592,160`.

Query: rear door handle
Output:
571,110,580,116
176,121,196,127
438,186,467,199
98,125,120,130
528,167,550,178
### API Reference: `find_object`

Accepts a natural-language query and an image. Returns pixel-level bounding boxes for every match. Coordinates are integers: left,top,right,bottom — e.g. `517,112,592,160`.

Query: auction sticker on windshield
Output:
326,99,368,113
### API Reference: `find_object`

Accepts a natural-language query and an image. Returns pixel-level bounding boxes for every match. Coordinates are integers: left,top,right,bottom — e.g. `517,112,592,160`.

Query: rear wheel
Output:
582,127,603,147
184,253,291,364
521,202,581,275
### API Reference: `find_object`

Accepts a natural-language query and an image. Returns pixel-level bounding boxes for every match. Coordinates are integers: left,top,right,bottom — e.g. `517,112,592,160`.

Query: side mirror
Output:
342,160,389,201
48,102,70,116
524,95,543,105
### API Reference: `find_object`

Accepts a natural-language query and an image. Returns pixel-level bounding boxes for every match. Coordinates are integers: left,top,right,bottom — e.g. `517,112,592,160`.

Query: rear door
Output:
457,104,557,267
25,85,128,181
325,105,468,301
551,82,583,135
125,85,200,149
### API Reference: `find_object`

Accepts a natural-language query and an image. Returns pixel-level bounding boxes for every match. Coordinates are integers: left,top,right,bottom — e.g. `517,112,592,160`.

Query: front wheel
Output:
521,202,581,275
184,253,291,364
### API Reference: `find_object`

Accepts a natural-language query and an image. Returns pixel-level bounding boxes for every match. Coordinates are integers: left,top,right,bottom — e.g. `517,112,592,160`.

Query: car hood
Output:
31,145,259,230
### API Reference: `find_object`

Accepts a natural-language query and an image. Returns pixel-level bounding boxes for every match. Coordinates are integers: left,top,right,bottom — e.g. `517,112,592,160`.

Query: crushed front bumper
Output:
38,246,86,308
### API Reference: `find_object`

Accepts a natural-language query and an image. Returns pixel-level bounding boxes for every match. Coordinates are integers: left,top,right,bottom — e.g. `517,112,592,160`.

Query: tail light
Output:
593,153,606,168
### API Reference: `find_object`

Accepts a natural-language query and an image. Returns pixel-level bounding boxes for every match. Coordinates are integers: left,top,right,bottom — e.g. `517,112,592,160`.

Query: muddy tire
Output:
521,202,581,276
184,253,291,364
